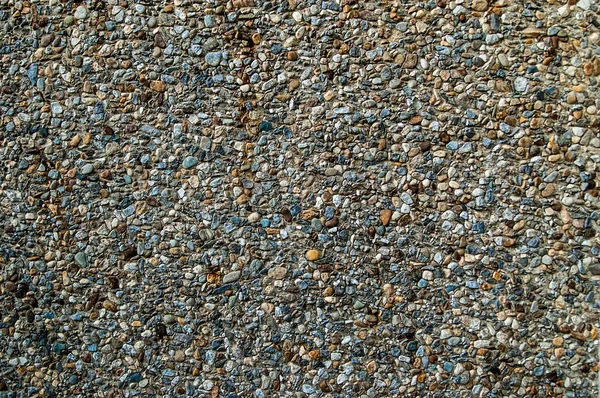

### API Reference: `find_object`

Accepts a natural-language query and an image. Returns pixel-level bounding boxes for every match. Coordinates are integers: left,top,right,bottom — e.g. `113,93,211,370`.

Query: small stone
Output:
103,300,117,312
222,271,241,283
306,250,321,261
205,52,222,66
182,156,198,169
150,80,166,92
541,184,554,197
74,6,89,19
470,0,488,11
268,267,287,280
199,136,212,151
514,77,529,93
75,252,88,266
522,28,544,37
27,64,38,85
518,136,532,148
588,264,600,275
422,270,434,281
503,238,515,247
380,209,392,226
577,0,591,10
173,350,185,362
80,164,94,175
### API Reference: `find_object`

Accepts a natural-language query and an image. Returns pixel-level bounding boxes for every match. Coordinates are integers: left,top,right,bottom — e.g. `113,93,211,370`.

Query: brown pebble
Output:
308,349,321,360
380,209,392,226
503,238,515,247
541,184,554,197
287,51,298,61
103,300,117,312
70,134,81,147
319,380,331,392
150,80,166,92
518,136,532,148
324,217,338,228
306,249,321,261
289,79,300,91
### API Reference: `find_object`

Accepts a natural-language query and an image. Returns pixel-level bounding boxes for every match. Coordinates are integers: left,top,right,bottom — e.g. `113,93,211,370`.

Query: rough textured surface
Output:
1,0,600,397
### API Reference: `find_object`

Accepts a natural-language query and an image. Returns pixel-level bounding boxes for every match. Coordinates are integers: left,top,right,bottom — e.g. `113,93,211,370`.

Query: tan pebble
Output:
502,238,515,247
529,118,542,129
322,286,334,297
513,220,526,231
308,349,321,360
268,266,287,279
206,273,220,283
554,348,564,358
306,249,321,261
173,350,186,362
572,85,585,93
260,302,274,313
99,170,112,180
70,135,81,147
583,63,594,76
380,209,392,226
470,0,488,11
541,184,554,197
366,360,377,374
103,300,117,312
150,80,166,92
521,27,543,37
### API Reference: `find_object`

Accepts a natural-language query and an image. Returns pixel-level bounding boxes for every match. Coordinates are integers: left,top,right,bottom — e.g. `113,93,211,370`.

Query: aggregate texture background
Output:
1,0,600,397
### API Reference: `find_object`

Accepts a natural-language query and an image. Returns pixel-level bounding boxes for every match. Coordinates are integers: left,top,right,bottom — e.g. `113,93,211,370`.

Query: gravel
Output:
1,0,600,397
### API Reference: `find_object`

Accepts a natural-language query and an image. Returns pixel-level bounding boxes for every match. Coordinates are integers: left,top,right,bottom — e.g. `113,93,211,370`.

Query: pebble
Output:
514,77,529,93
222,271,241,284
74,252,88,267
380,209,392,226
205,52,222,66
182,156,198,169
74,6,89,20
80,164,94,175
306,250,321,261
